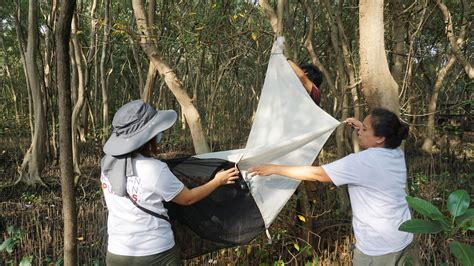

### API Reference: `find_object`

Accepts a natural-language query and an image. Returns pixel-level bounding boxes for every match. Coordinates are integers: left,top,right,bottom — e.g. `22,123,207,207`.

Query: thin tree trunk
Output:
334,0,360,152
100,0,110,145
143,63,157,103
70,38,78,104
326,2,351,211
422,0,467,152
56,0,77,264
14,0,33,136
130,35,145,96
0,19,20,123
142,0,158,103
434,0,473,81
132,0,210,154
421,56,457,153
401,1,429,106
42,0,58,160
391,0,407,89
71,13,84,176
79,0,98,142
19,0,47,185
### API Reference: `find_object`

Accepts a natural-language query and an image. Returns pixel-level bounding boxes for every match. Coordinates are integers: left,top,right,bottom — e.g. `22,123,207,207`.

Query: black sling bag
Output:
126,193,170,223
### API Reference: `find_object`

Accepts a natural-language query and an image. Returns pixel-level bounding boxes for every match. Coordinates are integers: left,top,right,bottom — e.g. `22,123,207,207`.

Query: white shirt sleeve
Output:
153,164,184,202
322,153,362,187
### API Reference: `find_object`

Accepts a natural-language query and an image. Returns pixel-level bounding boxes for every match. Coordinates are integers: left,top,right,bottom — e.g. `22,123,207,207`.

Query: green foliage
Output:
448,241,474,266
406,196,445,220
19,256,33,266
0,226,22,254
455,209,474,231
400,190,474,265
447,190,469,218
0,226,34,265
20,192,42,205
305,256,318,266
399,219,444,233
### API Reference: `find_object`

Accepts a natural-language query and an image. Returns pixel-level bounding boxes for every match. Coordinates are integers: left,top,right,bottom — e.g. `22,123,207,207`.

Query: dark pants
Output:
106,245,181,266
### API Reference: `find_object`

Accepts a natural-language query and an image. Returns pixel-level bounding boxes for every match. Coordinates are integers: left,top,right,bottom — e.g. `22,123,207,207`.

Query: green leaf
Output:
6,225,14,235
456,209,474,231
19,256,33,266
0,238,12,252
448,190,470,218
55,257,64,266
294,242,300,251
448,241,474,266
6,239,14,254
406,196,444,220
398,219,443,233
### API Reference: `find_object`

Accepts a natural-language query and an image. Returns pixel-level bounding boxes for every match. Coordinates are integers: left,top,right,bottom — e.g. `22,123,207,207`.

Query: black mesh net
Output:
164,157,265,259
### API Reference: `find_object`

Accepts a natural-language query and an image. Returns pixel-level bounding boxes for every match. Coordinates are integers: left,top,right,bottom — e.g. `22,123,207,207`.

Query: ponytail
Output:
370,108,409,149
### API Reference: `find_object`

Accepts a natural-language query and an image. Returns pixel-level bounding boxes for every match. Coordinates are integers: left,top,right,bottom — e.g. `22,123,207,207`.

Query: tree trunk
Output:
143,63,157,103
79,0,98,142
42,0,57,161
13,0,32,134
56,1,77,264
421,56,456,153
132,0,210,154
422,0,467,153
100,0,110,145
142,0,158,103
390,0,407,88
71,13,85,176
334,0,360,152
359,0,400,113
434,0,473,81
0,19,20,124
19,0,47,185
129,19,145,96
303,0,337,96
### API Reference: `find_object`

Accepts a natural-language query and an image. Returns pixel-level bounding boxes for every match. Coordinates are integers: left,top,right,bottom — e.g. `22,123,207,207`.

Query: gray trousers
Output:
353,243,416,266
106,244,181,266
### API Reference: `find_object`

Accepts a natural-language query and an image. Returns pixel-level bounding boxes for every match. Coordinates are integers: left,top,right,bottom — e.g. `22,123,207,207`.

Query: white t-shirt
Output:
322,147,413,256
101,154,184,256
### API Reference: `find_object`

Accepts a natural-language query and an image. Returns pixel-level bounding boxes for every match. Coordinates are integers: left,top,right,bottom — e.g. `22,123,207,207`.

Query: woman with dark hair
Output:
249,108,413,265
100,100,239,265
287,59,323,106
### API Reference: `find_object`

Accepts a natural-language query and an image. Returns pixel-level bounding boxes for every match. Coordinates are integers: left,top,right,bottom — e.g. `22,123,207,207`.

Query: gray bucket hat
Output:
103,99,177,156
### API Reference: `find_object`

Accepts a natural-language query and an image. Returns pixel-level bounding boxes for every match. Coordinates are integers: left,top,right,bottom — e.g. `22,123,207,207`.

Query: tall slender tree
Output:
18,0,47,185
56,0,77,264
132,0,210,154
100,0,111,145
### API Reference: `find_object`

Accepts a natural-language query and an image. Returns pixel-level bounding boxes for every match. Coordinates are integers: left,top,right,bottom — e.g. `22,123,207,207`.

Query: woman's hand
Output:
344,117,363,130
248,164,278,177
173,167,239,206
214,167,239,186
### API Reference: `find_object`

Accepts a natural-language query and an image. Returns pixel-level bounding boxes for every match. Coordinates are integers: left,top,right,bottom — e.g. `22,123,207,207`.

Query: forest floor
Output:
0,132,472,265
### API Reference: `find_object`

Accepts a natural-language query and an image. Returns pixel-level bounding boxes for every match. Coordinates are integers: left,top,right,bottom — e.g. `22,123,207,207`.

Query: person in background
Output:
100,100,238,266
249,108,414,266
287,59,323,106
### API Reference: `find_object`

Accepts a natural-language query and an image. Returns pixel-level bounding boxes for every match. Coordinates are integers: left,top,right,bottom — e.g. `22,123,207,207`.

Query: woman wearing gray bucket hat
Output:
100,100,239,265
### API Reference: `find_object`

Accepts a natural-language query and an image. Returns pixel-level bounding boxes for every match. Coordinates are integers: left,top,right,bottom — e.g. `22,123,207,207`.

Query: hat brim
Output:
103,110,177,156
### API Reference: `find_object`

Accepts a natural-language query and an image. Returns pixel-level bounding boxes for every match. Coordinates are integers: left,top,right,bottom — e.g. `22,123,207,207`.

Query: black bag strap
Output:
126,193,170,223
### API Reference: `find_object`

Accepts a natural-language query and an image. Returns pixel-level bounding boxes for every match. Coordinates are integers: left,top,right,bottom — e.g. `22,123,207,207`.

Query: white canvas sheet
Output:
197,40,340,228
